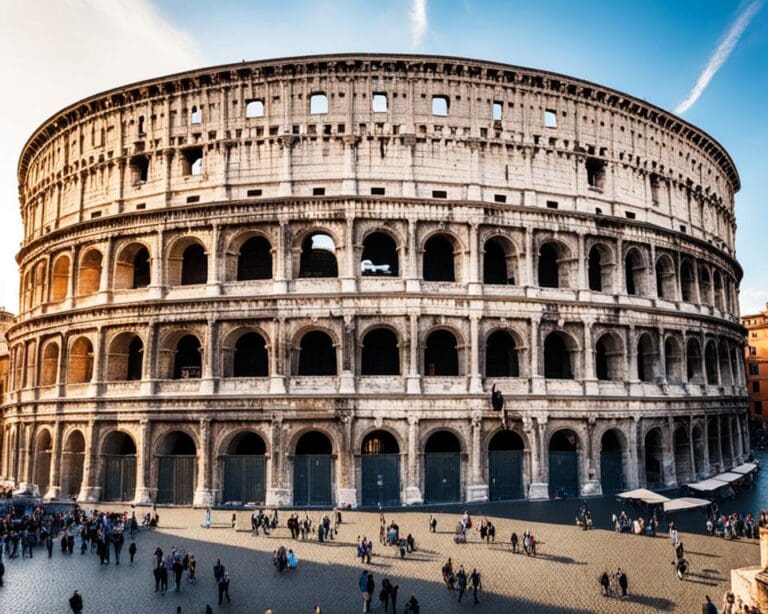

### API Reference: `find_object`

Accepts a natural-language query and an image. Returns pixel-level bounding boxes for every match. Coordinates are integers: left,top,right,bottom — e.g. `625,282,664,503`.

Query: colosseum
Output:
0,54,749,508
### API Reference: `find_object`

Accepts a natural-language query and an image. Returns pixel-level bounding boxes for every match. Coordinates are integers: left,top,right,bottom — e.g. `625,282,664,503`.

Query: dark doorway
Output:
424,330,459,376
293,432,333,506
483,239,509,285
173,335,202,379
299,233,338,278
488,430,524,501
132,247,151,288
361,431,400,506
361,329,400,375
298,331,337,375
222,432,266,505
102,432,137,501
600,430,624,494
424,431,461,503
181,244,208,285
233,332,268,377
361,233,398,276
544,332,572,379
538,243,560,288
126,336,143,381
423,235,455,282
644,428,664,488
237,236,273,280
157,431,197,505
485,331,519,377
588,246,603,291
548,429,579,498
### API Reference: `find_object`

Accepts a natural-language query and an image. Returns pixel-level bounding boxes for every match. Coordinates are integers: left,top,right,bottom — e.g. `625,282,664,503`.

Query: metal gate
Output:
103,455,136,501
62,452,84,498
157,455,196,505
489,450,523,501
361,454,400,507
293,454,332,506
600,450,624,494
548,451,578,498
222,455,266,504
424,452,461,503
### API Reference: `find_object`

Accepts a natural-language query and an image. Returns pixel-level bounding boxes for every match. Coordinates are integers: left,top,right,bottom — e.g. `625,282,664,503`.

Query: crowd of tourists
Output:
440,557,483,604
611,509,660,536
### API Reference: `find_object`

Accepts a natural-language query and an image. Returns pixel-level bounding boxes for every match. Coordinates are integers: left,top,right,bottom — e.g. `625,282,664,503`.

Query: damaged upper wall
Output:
15,54,740,256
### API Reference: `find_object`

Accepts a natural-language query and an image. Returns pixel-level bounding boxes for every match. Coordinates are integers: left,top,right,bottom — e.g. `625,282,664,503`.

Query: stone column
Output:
77,420,101,502
583,319,597,394
524,228,534,289
716,415,725,470
193,417,215,507
44,420,63,500
200,319,218,395
576,232,586,291
277,135,297,196
133,418,153,504
405,416,423,504
702,417,712,477
627,325,639,383
657,328,668,385
466,411,489,502
466,139,481,201
269,318,287,393
528,415,549,499
467,223,481,295
98,237,113,302
689,417,697,481
148,229,165,299
628,416,640,488
266,417,290,506
581,419,602,495
338,315,356,394
406,313,421,394
341,135,359,195
273,219,289,293
663,417,677,487
405,218,420,292
529,316,545,393
341,216,357,293
401,134,417,197
22,424,34,486
206,225,221,296
468,314,482,393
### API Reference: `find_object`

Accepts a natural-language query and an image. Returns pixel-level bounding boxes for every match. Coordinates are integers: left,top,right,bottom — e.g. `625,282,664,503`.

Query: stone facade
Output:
744,307,768,426
0,54,749,507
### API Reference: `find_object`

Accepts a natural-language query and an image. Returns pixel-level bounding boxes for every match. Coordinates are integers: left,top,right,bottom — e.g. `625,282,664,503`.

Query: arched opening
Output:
699,266,713,306
644,428,664,488
293,431,333,506
595,333,623,381
624,248,646,296
245,99,265,118
115,243,151,290
655,255,676,300
686,338,703,383
719,340,733,386
237,236,273,281
674,426,692,484
33,261,47,306
51,255,70,303
101,431,137,501
485,330,520,377
544,332,573,379
600,429,625,494
297,331,337,376
483,238,516,285
692,424,705,480
173,334,202,380
233,332,269,377
40,341,60,387
299,233,338,278
361,328,400,375
548,429,579,498
361,232,399,277
424,329,459,376
681,260,696,303
424,430,461,503
156,431,197,505
77,249,103,296
488,430,524,501
722,418,734,467
361,431,401,506
423,234,456,282
636,333,656,383
538,242,569,289
705,341,719,385
34,430,53,495
664,337,683,383
61,430,85,499
68,337,94,384
222,431,266,505
181,244,208,286
587,244,612,292
107,333,143,381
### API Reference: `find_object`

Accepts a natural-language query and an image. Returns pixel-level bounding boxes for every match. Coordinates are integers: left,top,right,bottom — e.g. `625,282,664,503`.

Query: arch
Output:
488,429,525,501
232,331,269,377
692,423,706,480
423,233,457,282
424,430,461,503
624,247,646,296
664,336,683,383
309,92,328,114
655,254,676,300
237,236,273,281
106,332,144,381
424,329,459,376
156,430,197,505
33,260,47,306
114,242,151,290
600,428,626,494
548,428,580,498
245,99,265,118
77,248,103,296
299,232,338,278
680,259,696,303
713,270,725,311
293,431,333,506
360,430,400,506
636,332,657,383
544,331,575,379
61,430,85,499
686,338,703,383
644,427,664,488
361,231,399,277
101,431,137,501
485,330,520,377
673,426,692,484
361,328,400,375
173,334,202,380
587,243,613,292
297,330,337,376
483,236,517,285
34,428,53,495
40,340,60,387
698,265,713,306
51,254,70,303
167,236,208,286
719,339,733,386
595,332,623,381
705,340,719,385
221,430,267,505
68,336,94,384
538,241,570,289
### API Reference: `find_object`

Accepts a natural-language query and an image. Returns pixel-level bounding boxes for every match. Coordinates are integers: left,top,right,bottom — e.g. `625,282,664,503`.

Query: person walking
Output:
511,532,518,554
173,556,184,592
389,583,399,614
188,554,197,582
159,559,169,594
113,530,124,565
469,568,482,604
0,557,5,587
617,568,628,599
702,594,718,614
218,572,231,605
380,579,391,612
214,558,225,582
365,572,375,613
69,590,83,614
359,569,370,613
46,534,54,558
128,541,136,564
456,566,467,603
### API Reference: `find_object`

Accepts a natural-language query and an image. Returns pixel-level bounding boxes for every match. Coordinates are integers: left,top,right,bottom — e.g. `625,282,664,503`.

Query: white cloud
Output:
739,287,768,316
0,0,201,313
410,0,428,49
675,1,761,114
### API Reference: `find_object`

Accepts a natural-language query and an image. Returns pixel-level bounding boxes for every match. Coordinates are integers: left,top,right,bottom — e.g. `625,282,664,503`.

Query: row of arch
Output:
21,228,737,314
9,325,743,388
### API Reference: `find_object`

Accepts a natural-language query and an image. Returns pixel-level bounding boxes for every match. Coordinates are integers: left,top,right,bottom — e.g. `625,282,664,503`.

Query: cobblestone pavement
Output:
0,505,760,613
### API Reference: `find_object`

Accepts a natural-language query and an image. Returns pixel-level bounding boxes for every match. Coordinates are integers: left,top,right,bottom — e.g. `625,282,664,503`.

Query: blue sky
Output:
0,0,765,313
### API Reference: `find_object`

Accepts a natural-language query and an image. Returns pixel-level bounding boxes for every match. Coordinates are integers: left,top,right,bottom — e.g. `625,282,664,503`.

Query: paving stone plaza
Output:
0,505,761,613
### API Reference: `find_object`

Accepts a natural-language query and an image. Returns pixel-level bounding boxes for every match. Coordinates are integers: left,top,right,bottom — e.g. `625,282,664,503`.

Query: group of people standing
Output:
440,558,482,604
358,568,419,613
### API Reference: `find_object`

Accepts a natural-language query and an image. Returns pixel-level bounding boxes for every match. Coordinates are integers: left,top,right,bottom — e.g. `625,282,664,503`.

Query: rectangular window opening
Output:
186,195,200,204
247,189,262,197
494,194,507,203
544,109,558,128
492,102,503,121
312,187,326,196
625,211,636,219
546,200,559,209
370,187,386,196
432,96,449,117
372,93,388,113
310,93,328,115
432,190,447,199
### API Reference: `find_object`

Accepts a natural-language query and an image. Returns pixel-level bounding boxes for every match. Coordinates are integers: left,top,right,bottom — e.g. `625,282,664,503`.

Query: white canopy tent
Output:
687,478,727,492
663,497,711,513
714,472,746,483
616,488,671,504
731,462,759,475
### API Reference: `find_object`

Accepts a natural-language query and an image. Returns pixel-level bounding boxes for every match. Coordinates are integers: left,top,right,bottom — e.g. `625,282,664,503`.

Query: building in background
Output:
743,307,768,428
